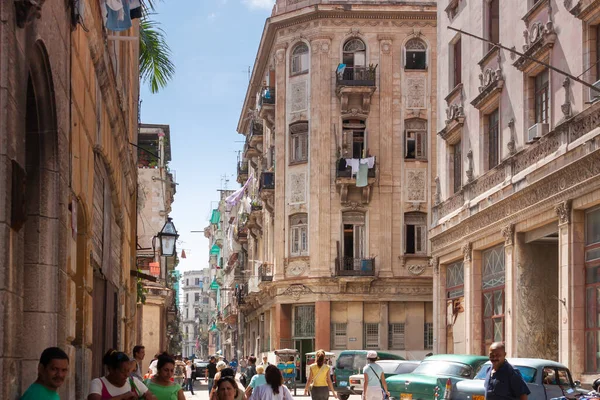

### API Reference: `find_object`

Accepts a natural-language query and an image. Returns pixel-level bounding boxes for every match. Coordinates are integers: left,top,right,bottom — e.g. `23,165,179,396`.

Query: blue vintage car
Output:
453,358,587,400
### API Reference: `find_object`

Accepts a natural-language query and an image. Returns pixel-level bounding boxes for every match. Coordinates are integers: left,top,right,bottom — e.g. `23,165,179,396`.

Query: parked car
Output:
336,350,405,400
453,358,588,400
349,360,421,395
194,361,209,380
386,354,488,400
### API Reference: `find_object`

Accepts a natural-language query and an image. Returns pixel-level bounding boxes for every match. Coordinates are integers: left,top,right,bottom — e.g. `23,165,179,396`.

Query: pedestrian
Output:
87,349,152,399
251,365,293,400
21,347,69,400
149,353,161,377
240,356,248,375
261,356,269,367
245,364,266,399
362,351,389,400
484,342,530,400
214,377,239,400
206,356,218,393
185,360,195,395
144,353,185,400
131,345,145,381
246,356,257,383
212,360,228,391
173,356,186,387
217,368,245,400
304,349,337,400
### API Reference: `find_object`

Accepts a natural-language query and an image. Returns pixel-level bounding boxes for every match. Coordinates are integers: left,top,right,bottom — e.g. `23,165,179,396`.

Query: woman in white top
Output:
88,349,155,400
362,351,390,400
251,365,293,400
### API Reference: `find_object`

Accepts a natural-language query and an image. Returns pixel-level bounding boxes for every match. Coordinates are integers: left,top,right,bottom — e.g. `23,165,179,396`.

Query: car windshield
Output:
474,364,537,384
378,362,401,374
412,361,473,378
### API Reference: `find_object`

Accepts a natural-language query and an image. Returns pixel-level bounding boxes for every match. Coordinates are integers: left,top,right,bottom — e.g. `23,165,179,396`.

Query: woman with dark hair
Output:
246,356,258,383
210,368,245,400
145,353,185,400
88,350,154,400
304,350,337,400
215,377,239,400
251,365,293,400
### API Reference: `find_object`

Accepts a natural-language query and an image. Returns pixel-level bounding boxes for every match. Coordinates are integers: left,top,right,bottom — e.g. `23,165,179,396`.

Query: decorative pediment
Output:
438,103,464,145
514,21,556,71
567,0,600,22
471,68,504,110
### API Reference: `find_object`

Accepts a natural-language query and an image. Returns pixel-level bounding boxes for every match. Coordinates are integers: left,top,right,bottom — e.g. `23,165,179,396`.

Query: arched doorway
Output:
21,40,60,387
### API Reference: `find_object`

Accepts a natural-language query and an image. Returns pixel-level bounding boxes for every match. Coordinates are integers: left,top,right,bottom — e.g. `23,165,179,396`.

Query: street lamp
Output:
158,218,179,257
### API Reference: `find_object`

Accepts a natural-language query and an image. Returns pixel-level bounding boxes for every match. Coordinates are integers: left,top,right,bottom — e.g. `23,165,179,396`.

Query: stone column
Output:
556,201,585,377
379,302,389,350
273,44,287,279
273,303,292,349
315,301,331,350
378,37,394,277
431,257,446,354
465,243,483,354
502,224,516,357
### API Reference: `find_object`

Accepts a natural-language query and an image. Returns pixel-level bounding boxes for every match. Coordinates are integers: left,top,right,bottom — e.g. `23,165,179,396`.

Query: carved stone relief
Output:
286,259,308,277
407,169,426,202
561,77,572,119
406,77,426,109
555,200,571,225
407,264,426,276
289,172,306,204
466,150,474,183
462,243,472,261
15,0,45,28
502,224,515,246
291,81,308,113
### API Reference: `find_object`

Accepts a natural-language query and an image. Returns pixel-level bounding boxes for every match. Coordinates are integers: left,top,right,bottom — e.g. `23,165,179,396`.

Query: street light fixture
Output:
158,218,179,257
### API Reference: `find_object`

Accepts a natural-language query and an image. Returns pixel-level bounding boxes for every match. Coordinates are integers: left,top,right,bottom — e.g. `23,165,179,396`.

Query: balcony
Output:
336,65,377,116
243,142,260,160
237,161,248,184
259,86,275,130
335,157,376,205
249,120,264,148
259,171,275,192
335,257,375,277
258,264,273,282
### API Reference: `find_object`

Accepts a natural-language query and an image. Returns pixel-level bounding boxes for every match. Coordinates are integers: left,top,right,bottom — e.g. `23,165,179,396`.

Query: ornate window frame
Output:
291,42,309,76
404,38,428,70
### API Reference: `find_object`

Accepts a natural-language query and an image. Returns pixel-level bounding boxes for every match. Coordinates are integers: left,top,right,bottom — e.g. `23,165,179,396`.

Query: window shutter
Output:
291,227,298,255
342,130,353,158
292,134,299,162
415,226,423,253
301,53,309,72
416,131,426,159
301,133,308,161
403,46,407,68
301,226,308,253
292,55,299,74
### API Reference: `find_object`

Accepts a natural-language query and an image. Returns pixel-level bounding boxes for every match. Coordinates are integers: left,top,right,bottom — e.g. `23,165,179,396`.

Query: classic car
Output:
348,360,421,395
386,354,489,400
453,358,588,400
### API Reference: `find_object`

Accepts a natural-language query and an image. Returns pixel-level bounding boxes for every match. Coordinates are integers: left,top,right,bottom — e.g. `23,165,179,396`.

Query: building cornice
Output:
236,5,437,134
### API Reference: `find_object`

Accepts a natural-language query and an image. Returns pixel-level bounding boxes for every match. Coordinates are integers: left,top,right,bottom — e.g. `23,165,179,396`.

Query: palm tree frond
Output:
139,16,175,94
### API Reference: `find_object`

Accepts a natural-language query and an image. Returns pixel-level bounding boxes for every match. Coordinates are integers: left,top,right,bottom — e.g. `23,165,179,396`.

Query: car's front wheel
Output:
339,394,350,400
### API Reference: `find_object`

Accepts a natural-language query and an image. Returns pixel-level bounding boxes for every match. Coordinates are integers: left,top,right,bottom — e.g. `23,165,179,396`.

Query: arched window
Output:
291,43,309,75
404,38,427,70
343,38,366,80
289,121,308,163
290,213,308,256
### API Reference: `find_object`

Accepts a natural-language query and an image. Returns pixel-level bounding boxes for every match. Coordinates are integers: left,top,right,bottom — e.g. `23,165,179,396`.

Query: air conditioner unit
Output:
260,314,265,322
590,79,600,101
527,123,549,143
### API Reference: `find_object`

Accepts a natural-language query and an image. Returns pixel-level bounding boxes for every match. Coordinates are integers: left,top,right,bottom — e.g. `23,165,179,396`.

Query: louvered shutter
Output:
342,130,353,158
416,131,426,159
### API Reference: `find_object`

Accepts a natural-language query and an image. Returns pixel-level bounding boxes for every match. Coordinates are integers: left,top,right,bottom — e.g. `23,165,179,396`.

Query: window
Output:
185,293,189,303
447,261,465,299
453,141,462,194
331,323,347,349
388,323,406,350
405,38,427,70
535,69,549,124
585,208,600,372
203,298,209,304
405,119,427,160
290,213,308,257
290,122,308,163
424,323,434,350
342,211,366,260
405,212,427,255
482,245,505,352
452,38,462,88
195,278,200,285
195,293,200,302
364,323,379,349
294,305,315,337
342,119,366,159
343,38,367,80
487,0,500,51
186,279,189,286
291,43,309,75
487,109,500,169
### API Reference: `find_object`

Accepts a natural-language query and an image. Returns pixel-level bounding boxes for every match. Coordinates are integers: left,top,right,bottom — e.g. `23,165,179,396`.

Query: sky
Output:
140,0,275,272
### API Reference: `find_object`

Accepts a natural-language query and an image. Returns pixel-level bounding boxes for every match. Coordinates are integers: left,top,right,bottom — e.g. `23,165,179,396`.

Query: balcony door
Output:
343,211,366,262
343,38,366,80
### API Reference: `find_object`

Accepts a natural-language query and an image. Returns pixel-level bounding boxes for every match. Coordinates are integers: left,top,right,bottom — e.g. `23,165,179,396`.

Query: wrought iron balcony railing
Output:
259,172,275,191
336,66,377,87
336,256,375,276
258,264,273,282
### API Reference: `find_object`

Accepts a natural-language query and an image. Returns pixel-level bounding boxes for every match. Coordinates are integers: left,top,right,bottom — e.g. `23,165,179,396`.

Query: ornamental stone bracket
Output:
462,242,472,261
336,180,374,205
439,84,465,144
336,86,377,115
15,0,45,28
502,223,515,246
555,199,572,225
471,68,504,110
514,21,556,71
399,255,430,276
259,106,275,131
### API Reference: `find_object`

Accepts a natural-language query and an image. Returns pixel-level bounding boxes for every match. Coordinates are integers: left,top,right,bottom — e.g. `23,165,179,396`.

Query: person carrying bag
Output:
363,351,390,400
304,350,337,400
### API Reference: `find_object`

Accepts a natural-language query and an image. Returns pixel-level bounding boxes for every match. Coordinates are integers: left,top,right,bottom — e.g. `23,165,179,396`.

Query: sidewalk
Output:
183,381,210,400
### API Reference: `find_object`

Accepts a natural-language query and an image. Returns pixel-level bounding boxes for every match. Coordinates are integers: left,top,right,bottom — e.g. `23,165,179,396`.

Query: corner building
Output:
235,0,438,367
432,0,600,384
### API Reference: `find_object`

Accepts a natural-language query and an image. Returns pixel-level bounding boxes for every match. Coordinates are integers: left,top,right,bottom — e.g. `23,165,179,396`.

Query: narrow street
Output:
183,382,360,400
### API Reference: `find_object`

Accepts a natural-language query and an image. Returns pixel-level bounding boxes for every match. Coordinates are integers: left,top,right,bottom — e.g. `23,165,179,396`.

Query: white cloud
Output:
207,12,217,20
242,0,274,10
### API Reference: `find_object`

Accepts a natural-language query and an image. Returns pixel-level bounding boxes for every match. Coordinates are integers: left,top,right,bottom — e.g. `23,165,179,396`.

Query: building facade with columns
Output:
431,0,600,384
234,0,438,373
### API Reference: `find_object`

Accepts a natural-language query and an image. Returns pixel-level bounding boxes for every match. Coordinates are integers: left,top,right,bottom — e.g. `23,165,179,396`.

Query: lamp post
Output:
158,217,179,257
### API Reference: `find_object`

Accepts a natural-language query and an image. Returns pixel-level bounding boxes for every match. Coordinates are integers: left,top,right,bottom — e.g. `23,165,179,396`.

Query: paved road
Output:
183,381,361,400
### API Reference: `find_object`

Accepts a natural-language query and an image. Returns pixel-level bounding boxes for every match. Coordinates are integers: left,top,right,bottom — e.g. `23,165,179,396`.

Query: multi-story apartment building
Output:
234,0,438,374
432,0,600,384
180,270,210,359
136,124,178,371
1,1,140,398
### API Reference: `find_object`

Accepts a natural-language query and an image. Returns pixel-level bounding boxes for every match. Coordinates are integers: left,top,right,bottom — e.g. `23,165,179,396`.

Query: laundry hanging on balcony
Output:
102,0,132,31
356,163,369,187
226,171,254,208
129,0,142,19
